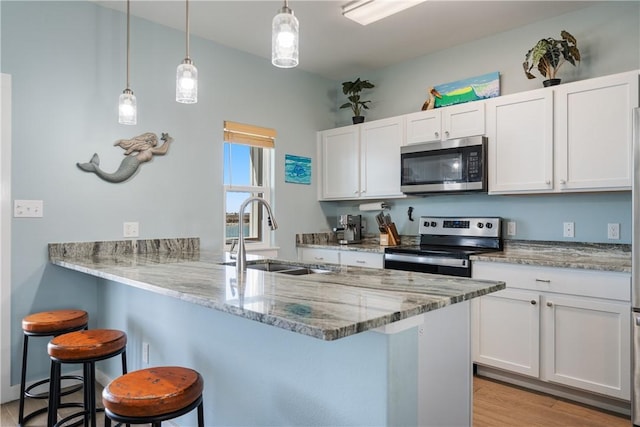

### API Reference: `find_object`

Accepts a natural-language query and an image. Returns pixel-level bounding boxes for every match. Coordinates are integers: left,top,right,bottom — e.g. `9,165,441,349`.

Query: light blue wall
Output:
1,0,334,384
325,1,640,244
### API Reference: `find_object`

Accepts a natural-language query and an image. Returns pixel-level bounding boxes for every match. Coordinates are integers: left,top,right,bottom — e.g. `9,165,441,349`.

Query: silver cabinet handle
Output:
636,316,640,326
546,301,553,307
314,256,324,261
356,260,366,264
535,278,551,283
445,131,450,138
545,180,551,185
434,132,439,138
560,179,566,185
530,300,537,305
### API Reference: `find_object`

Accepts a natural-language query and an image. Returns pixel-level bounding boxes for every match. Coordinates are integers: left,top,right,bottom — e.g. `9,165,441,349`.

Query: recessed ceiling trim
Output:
342,0,428,26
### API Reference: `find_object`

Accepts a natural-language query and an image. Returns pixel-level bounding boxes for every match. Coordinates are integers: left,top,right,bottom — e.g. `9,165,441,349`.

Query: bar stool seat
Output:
48,329,127,427
102,366,204,426
19,309,88,427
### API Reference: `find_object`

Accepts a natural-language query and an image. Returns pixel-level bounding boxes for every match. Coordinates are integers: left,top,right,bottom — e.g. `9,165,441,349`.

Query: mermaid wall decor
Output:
77,132,173,183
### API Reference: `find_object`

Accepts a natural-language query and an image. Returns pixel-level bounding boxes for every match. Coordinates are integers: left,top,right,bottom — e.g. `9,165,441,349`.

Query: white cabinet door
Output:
472,288,540,377
318,126,359,200
541,294,630,400
487,89,554,194
555,71,638,191
298,248,340,264
405,103,485,145
405,110,442,144
360,117,404,198
340,251,383,268
443,101,485,140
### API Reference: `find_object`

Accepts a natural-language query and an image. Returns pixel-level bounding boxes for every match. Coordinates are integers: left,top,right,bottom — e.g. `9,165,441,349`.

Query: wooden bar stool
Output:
47,329,127,427
102,366,204,427
18,309,89,426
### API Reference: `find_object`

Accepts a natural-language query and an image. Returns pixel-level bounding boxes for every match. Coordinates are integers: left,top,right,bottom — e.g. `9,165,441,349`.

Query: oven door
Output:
400,136,486,194
384,252,472,277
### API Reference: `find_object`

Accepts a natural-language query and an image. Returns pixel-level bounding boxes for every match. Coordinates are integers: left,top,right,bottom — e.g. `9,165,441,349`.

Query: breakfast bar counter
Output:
49,238,504,426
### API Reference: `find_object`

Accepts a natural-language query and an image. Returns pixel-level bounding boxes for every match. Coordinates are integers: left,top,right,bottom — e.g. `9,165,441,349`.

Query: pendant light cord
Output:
185,0,190,60
126,0,131,90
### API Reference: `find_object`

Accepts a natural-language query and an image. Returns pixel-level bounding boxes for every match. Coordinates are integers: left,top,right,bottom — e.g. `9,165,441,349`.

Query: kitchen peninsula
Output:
49,238,504,426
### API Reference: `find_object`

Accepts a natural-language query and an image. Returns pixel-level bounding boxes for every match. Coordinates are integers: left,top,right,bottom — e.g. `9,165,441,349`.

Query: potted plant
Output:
523,30,580,87
340,78,375,124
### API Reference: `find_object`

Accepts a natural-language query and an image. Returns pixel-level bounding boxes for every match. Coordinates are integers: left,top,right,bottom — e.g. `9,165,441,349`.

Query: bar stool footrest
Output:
25,374,84,399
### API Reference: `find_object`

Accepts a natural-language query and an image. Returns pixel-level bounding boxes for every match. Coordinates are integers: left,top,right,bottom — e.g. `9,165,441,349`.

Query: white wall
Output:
0,0,333,389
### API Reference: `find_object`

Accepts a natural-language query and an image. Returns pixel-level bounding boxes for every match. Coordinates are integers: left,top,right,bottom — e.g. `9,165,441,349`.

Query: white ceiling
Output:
93,0,601,81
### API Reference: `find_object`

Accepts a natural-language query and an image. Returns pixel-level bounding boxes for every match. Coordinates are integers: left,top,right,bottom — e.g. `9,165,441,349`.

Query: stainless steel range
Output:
384,216,503,277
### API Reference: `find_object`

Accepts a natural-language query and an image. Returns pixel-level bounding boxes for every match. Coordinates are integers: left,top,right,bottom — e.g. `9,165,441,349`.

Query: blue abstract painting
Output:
285,154,311,185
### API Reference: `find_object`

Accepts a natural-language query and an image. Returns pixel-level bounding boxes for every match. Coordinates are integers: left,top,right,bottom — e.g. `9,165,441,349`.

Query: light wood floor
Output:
1,375,632,426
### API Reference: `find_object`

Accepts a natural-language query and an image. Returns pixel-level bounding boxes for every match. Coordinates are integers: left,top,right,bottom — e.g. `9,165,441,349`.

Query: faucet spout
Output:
236,196,278,275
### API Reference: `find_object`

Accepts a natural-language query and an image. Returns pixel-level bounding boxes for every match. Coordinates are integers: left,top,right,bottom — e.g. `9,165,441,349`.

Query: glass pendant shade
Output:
118,89,137,125
272,6,299,68
176,59,198,103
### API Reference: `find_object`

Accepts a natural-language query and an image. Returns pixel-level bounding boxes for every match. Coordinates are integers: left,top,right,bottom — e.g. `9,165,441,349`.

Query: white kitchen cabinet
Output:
405,102,485,144
472,261,631,400
340,251,383,268
318,116,405,201
487,70,638,194
486,89,554,193
318,125,360,200
298,247,340,265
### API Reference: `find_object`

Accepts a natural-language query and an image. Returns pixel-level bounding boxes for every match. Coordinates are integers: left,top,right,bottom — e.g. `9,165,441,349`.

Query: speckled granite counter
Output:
49,238,504,341
470,240,631,273
295,232,418,254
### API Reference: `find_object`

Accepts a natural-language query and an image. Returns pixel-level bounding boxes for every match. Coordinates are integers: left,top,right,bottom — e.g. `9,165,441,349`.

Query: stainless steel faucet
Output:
236,196,278,275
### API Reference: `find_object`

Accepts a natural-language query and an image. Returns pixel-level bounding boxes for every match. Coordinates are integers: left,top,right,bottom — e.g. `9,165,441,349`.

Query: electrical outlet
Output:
507,221,517,236
14,200,43,218
607,223,620,240
563,222,574,238
123,222,139,238
142,342,149,364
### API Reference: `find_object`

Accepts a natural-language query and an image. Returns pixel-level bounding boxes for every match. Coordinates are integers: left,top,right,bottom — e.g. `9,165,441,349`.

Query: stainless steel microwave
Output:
400,136,487,194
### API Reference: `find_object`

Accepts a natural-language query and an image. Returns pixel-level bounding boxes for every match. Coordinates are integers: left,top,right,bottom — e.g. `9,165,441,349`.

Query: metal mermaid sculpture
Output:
77,132,173,183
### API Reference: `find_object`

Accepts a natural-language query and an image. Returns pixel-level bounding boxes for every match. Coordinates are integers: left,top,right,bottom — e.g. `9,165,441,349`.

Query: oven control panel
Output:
418,216,501,237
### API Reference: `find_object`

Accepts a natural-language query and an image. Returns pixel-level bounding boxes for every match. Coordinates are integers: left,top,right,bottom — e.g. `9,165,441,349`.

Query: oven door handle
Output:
384,253,468,268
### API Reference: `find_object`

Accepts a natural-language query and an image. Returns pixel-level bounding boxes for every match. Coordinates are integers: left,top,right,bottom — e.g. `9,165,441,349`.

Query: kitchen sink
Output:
222,260,331,275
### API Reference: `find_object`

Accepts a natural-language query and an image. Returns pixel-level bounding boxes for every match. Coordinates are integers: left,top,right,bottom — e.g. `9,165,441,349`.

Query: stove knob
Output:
430,221,437,227
477,222,484,229
486,222,493,229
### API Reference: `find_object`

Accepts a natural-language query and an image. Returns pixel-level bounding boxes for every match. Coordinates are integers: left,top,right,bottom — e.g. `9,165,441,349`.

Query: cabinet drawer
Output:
341,251,383,268
298,248,340,264
473,261,630,302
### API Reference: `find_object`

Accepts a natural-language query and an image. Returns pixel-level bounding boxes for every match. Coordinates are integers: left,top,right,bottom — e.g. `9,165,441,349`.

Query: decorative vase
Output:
543,78,561,87
352,116,365,125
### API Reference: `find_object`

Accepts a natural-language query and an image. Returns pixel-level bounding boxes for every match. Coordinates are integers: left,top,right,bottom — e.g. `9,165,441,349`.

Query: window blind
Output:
223,121,276,148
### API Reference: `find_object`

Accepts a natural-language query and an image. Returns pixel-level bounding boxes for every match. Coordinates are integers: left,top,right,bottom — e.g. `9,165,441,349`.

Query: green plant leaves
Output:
522,30,580,80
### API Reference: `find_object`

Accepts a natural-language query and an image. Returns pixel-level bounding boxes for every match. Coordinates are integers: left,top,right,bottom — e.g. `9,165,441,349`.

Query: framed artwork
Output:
285,154,311,185
434,71,500,108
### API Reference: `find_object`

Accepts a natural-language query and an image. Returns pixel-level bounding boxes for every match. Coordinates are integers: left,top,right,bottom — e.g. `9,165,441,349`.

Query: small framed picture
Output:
285,154,311,185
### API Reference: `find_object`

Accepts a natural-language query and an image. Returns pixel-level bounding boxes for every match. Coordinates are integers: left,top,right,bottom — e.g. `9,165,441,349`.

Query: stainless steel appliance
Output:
335,214,362,244
632,107,640,426
384,216,502,277
400,135,487,194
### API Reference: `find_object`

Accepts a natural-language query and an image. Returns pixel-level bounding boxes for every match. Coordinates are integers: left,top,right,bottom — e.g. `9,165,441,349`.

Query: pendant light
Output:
271,0,299,68
176,0,198,103
118,0,136,125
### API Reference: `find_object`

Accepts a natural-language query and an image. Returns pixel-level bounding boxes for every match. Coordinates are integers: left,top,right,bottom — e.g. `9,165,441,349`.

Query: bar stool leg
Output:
18,334,30,426
197,401,205,427
47,361,61,427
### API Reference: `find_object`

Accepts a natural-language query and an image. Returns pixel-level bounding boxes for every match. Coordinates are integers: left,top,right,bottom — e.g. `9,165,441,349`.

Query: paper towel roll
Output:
359,202,388,211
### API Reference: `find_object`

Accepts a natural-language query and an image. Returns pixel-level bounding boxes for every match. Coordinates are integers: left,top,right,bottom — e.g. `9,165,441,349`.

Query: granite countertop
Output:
295,232,418,254
470,240,632,273
48,239,504,341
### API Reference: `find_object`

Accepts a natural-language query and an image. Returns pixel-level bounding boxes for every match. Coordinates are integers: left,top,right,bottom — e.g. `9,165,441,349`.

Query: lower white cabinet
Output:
472,262,631,400
297,247,383,268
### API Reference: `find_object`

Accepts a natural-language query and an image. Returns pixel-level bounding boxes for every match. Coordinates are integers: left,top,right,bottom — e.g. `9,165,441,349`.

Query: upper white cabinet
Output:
488,70,639,194
405,102,485,144
318,116,405,201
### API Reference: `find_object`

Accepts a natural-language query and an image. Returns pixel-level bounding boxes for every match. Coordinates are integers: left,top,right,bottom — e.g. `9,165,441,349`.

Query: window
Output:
223,121,275,249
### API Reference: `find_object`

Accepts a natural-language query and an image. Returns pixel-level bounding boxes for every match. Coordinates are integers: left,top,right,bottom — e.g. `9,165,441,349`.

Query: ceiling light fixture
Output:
272,0,299,68
342,0,427,26
176,0,198,103
118,0,137,125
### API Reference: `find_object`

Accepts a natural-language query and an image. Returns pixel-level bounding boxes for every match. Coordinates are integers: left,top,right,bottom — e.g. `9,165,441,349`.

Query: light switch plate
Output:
14,200,43,218
563,222,574,238
507,221,516,236
123,222,139,238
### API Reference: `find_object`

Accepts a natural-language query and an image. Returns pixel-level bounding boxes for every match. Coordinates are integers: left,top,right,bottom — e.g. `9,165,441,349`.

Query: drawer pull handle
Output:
314,257,324,261
530,300,537,305
535,278,551,283
356,260,366,264
546,301,553,307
